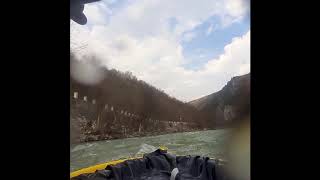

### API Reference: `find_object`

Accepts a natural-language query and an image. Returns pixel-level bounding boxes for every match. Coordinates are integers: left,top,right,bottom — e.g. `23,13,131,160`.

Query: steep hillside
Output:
70,54,205,143
189,73,250,127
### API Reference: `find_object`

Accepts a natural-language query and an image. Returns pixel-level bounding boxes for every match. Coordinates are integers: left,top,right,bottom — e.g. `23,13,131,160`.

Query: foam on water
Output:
71,143,95,152
71,129,229,172
136,143,157,156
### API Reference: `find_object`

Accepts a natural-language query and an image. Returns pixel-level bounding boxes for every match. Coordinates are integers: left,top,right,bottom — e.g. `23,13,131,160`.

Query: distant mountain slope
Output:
189,73,250,126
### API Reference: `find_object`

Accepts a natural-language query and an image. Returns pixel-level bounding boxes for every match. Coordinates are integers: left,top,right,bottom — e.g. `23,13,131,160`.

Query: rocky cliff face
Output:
189,73,250,127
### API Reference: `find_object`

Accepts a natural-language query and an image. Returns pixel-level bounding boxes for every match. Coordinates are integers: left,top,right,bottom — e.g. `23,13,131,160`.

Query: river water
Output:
70,129,230,172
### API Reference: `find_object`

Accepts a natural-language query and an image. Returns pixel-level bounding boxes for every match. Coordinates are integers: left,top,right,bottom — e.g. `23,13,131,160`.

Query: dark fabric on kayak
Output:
72,149,228,180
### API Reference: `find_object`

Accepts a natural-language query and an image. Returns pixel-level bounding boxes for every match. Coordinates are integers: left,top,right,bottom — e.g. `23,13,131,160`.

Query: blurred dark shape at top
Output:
70,0,101,25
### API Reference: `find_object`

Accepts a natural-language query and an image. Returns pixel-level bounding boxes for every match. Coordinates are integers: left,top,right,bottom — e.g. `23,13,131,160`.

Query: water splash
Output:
135,143,157,156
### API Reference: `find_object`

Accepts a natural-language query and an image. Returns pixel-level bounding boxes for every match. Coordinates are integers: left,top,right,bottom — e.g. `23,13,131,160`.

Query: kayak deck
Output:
70,146,168,178
70,148,227,180
70,157,141,178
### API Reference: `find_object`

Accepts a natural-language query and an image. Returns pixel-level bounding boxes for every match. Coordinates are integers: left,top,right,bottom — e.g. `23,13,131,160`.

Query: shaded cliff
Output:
189,73,250,127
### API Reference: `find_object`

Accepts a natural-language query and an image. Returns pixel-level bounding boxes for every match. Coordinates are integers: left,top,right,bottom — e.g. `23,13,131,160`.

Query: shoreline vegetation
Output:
72,128,216,145
70,103,214,144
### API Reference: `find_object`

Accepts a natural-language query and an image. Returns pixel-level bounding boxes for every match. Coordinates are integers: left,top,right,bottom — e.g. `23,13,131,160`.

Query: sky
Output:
70,0,250,102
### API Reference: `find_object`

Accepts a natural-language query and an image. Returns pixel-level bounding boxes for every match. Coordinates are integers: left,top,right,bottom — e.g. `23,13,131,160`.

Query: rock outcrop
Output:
189,73,250,127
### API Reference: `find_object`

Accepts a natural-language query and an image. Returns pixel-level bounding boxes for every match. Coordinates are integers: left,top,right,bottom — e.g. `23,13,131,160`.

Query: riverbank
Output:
70,95,208,144
71,113,207,144
73,128,209,144
70,114,230,145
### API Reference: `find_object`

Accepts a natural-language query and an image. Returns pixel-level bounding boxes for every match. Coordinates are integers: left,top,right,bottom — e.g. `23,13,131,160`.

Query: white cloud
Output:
83,2,111,25
225,0,249,18
203,31,250,75
165,30,250,101
182,31,197,42
104,0,117,5
71,0,250,102
199,54,206,58
206,24,215,36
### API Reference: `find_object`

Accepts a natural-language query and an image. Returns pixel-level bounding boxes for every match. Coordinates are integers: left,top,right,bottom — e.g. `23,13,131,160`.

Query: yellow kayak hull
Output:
70,146,168,178
70,157,141,178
